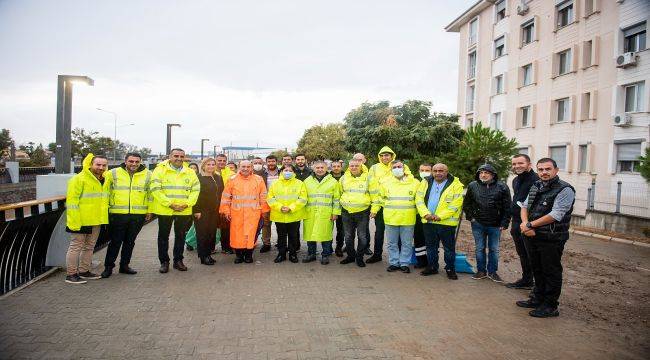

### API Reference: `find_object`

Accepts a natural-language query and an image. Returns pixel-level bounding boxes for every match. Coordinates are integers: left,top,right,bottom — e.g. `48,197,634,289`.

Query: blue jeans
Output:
307,241,333,258
422,223,456,271
385,225,414,267
471,221,501,273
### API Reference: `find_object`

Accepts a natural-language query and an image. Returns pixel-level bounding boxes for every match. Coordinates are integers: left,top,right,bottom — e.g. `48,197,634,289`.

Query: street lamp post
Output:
55,75,94,174
200,138,210,160
166,123,181,156
213,145,218,158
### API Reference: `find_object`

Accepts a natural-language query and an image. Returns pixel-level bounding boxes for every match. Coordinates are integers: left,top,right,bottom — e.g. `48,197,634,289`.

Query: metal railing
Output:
586,178,649,218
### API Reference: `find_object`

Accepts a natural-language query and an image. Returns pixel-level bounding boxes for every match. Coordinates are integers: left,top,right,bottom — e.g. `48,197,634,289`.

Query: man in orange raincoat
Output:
219,160,270,264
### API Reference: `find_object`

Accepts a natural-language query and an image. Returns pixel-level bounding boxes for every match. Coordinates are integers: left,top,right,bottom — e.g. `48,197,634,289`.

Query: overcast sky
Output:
0,0,473,154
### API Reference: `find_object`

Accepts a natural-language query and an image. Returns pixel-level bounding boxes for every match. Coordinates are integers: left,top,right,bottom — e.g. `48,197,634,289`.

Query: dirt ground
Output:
455,222,650,354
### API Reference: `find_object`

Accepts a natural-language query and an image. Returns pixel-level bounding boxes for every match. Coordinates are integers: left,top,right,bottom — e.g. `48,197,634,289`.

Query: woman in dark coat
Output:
193,157,224,265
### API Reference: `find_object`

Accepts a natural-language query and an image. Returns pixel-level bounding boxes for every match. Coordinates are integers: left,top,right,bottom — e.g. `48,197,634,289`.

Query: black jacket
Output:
511,169,539,221
192,174,224,217
463,164,512,228
295,166,312,181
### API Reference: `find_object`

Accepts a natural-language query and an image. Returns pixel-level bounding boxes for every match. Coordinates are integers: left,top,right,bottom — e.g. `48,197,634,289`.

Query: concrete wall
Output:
572,209,650,238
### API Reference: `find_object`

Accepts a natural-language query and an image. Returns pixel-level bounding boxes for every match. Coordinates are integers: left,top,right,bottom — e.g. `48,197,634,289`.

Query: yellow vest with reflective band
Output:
338,171,375,214
303,174,341,242
219,167,234,185
372,175,420,226
66,154,109,230
105,165,152,215
415,176,465,226
267,176,308,223
149,161,200,216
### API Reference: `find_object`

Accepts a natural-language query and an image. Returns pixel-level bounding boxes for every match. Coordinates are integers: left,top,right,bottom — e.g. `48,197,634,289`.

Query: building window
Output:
556,97,570,123
522,63,533,86
469,18,478,46
466,84,475,112
578,145,588,172
495,74,504,94
517,147,529,156
583,40,593,68
556,0,574,29
495,0,506,23
494,36,505,58
491,112,502,130
549,146,567,170
623,22,647,53
521,19,535,46
616,143,642,173
465,117,474,128
520,106,531,127
557,49,572,75
580,92,591,120
624,82,645,113
468,51,477,79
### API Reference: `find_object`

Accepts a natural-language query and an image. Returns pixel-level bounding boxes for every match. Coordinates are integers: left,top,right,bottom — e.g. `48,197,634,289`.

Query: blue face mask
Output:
392,168,404,177
283,172,293,180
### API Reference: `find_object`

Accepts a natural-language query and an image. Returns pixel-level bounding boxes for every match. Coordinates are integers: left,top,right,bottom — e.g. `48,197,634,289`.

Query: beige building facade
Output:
446,0,649,218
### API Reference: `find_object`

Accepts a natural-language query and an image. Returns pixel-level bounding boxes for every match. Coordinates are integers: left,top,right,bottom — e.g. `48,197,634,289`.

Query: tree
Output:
343,100,464,169
18,142,50,166
439,123,518,185
296,123,348,161
269,149,290,160
639,147,650,182
0,129,14,152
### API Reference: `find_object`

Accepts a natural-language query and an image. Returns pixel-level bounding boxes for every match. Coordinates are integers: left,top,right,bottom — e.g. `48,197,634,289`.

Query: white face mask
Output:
391,168,404,177
419,172,431,179
253,164,263,171
283,172,293,180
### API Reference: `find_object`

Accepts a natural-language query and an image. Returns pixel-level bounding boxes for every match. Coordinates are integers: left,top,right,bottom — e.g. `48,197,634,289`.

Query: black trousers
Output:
511,221,533,281
334,216,344,249
525,236,566,308
220,225,232,251
276,221,300,255
342,208,370,259
195,211,218,258
105,214,146,269
373,208,385,255
413,214,428,267
157,215,192,263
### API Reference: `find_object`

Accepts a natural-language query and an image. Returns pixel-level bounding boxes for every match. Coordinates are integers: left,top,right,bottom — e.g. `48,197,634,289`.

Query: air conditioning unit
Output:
517,4,529,16
616,52,638,68
613,114,632,127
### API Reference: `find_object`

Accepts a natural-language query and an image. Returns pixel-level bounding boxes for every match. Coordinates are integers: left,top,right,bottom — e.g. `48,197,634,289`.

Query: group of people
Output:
64,146,575,318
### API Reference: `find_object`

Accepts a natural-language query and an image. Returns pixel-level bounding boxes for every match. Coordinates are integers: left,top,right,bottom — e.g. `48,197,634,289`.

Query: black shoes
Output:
506,278,534,289
302,255,317,263
173,261,188,271
274,254,286,263
321,256,330,265
259,244,271,253
529,306,559,318
101,268,112,278
400,266,410,274
446,270,458,280
159,262,169,273
78,271,101,280
289,254,299,263
355,257,366,267
387,265,400,272
244,252,254,263
472,271,487,280
201,256,216,265
65,274,87,284
488,272,504,283
119,266,137,275
420,267,439,276
365,248,373,256
365,255,382,264
334,247,343,257
340,257,354,265
516,298,541,309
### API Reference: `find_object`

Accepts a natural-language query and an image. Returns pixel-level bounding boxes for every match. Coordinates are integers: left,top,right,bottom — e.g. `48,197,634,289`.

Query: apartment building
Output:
446,0,649,218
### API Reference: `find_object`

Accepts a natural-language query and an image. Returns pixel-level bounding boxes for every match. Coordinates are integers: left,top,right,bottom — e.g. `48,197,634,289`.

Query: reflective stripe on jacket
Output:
105,165,152,214
338,170,374,214
66,153,109,230
303,174,341,242
267,175,307,223
415,175,465,226
149,160,200,215
219,173,270,249
372,175,420,226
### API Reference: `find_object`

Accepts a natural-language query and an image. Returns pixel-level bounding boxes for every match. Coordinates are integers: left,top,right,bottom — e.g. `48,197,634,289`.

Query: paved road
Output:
0,221,645,359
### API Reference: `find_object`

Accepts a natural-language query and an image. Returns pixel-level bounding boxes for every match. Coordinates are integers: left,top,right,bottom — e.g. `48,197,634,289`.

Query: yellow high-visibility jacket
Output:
303,174,341,242
338,169,376,214
149,160,200,216
219,167,234,185
267,175,308,223
66,153,109,231
372,174,420,226
415,175,465,227
105,164,152,215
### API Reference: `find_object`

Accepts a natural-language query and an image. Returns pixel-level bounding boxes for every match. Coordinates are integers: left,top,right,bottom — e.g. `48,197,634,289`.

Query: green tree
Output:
439,123,518,185
269,149,290,160
18,142,50,166
639,147,650,182
0,129,14,152
296,123,348,161
343,100,464,168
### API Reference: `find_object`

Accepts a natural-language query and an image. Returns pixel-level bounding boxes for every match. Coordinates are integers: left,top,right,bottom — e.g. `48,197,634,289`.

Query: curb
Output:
569,229,650,248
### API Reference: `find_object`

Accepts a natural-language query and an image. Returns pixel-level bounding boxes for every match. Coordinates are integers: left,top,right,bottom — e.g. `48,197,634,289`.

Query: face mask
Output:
253,164,263,171
283,172,293,180
392,168,404,177
419,172,431,179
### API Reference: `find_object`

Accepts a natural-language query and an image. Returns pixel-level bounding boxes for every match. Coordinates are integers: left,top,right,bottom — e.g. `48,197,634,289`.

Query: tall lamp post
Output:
200,138,210,160
55,75,94,174
166,123,181,156
213,145,218,157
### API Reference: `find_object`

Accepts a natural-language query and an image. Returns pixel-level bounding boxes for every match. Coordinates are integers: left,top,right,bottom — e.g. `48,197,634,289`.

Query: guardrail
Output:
0,168,11,184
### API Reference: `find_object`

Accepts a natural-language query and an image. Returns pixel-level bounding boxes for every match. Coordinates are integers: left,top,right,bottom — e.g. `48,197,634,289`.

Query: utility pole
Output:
200,138,210,160
166,123,181,156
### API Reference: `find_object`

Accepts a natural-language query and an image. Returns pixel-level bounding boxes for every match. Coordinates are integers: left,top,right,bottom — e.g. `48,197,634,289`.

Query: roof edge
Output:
444,0,496,32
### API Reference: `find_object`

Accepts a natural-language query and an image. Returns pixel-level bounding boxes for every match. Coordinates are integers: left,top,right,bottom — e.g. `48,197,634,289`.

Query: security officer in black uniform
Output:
516,157,575,318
